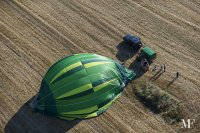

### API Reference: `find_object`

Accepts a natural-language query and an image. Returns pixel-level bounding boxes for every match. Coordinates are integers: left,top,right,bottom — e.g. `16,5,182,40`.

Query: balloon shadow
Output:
129,59,146,80
4,96,80,133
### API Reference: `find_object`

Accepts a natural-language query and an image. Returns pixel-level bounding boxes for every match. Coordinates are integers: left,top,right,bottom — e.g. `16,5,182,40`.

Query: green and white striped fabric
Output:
35,53,136,120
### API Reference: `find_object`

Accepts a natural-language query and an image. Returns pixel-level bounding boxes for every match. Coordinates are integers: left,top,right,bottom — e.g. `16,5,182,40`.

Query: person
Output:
152,64,157,72
176,72,180,78
163,64,166,72
143,62,147,66
160,64,163,71
141,58,149,71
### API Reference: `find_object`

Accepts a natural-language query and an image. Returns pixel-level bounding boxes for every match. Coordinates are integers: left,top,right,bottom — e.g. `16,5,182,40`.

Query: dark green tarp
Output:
34,53,135,120
141,46,156,59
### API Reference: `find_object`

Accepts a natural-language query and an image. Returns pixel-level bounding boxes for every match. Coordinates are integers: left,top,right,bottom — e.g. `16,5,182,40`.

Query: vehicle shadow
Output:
129,59,146,79
4,96,80,133
116,41,139,62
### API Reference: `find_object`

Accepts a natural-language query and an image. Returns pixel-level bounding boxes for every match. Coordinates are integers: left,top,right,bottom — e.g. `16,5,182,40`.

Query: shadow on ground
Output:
4,96,80,133
116,41,139,62
166,77,178,88
129,59,146,80
149,69,165,81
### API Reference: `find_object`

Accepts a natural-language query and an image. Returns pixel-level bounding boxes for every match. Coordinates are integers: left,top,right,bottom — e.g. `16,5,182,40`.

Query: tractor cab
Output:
123,34,142,50
137,46,156,62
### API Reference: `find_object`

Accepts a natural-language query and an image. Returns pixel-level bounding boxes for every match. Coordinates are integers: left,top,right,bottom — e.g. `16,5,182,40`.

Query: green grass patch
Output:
134,82,183,124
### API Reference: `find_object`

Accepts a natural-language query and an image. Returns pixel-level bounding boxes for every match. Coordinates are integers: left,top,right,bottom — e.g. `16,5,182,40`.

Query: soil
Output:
0,0,200,132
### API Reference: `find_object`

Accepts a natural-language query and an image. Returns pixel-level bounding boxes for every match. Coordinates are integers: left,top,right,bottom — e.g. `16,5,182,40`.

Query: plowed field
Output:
0,0,200,132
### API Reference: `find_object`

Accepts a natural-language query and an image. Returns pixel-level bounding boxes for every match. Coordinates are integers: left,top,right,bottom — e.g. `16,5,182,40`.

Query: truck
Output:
123,33,142,50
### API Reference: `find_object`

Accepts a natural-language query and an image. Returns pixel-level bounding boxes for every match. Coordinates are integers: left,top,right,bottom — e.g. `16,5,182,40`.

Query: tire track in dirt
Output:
16,0,88,53
98,0,198,60
103,0,200,57
58,0,119,55
97,0,200,86
8,0,85,53
0,8,54,74
134,0,200,32
41,0,113,55
123,0,200,55
116,0,200,83
132,0,200,52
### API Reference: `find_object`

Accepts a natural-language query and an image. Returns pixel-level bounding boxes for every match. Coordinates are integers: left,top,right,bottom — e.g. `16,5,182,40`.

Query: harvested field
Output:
0,0,200,132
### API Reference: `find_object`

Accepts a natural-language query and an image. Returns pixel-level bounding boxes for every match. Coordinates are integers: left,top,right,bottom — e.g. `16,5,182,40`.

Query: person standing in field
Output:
163,64,166,72
160,64,163,71
176,72,180,78
152,64,157,72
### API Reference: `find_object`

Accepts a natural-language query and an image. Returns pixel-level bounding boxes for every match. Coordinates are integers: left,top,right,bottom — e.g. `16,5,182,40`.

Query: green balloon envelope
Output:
34,53,136,120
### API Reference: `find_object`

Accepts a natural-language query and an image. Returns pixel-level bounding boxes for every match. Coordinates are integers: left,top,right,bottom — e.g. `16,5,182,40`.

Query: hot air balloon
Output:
33,53,136,120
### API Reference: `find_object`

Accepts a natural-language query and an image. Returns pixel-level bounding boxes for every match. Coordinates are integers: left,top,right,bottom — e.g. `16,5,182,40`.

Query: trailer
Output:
137,46,156,62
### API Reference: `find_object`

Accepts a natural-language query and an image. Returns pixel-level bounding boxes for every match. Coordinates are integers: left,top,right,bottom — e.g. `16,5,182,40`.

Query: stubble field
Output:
0,0,200,132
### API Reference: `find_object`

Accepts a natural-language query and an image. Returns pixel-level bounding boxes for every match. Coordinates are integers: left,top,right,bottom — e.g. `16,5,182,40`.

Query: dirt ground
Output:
0,0,200,132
